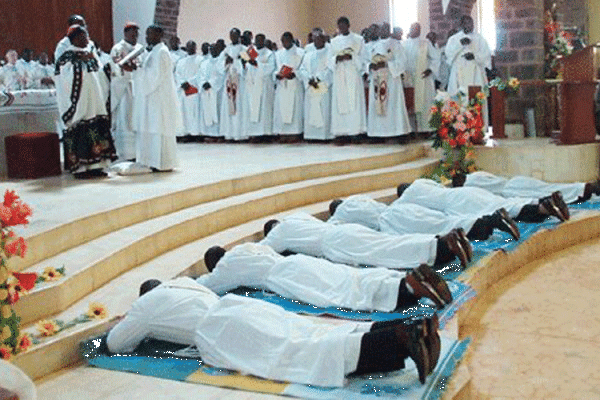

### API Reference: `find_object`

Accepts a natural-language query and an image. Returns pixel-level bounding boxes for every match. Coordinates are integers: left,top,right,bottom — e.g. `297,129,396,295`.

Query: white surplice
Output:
403,37,438,132
196,56,224,137
175,54,202,135
243,47,276,137
394,178,537,219
464,171,586,203
261,212,439,269
107,276,367,387
219,44,247,140
133,42,182,170
0,62,28,91
197,242,404,311
328,32,367,136
328,194,388,231
109,40,139,160
273,45,305,135
299,46,333,140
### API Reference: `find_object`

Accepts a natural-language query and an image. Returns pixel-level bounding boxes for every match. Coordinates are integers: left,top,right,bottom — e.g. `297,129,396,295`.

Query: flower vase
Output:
490,87,507,139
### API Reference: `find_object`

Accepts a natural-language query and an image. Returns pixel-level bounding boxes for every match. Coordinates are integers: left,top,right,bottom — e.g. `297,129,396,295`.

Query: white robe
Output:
197,242,404,311
29,62,55,89
0,63,28,91
110,40,139,160
464,171,586,204
446,31,491,97
175,54,202,135
133,42,182,170
107,277,366,387
299,46,333,140
219,44,247,140
273,46,305,135
403,37,438,132
328,32,367,136
55,36,99,66
328,194,388,231
243,47,275,137
196,56,224,137
394,178,537,219
261,212,439,269
367,38,411,137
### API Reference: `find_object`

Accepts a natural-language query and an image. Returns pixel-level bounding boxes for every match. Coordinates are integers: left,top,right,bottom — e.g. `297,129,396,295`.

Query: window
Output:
474,0,497,51
389,0,419,35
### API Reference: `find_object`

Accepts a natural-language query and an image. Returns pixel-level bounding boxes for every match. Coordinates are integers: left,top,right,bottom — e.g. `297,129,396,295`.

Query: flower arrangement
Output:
0,190,34,360
427,92,485,185
487,77,520,94
544,8,575,78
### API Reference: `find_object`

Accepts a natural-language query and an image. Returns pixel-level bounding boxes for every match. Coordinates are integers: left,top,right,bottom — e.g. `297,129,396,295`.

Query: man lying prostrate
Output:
200,242,452,310
462,171,600,204
107,277,440,385
260,212,472,268
329,194,520,240
396,179,570,224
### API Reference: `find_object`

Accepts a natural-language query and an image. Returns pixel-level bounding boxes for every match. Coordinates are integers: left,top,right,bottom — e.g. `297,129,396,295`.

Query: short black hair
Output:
281,31,294,41
337,16,350,26
68,14,84,26
264,219,280,236
67,25,87,40
397,183,411,198
139,279,162,297
148,24,163,34
204,246,226,272
329,199,343,216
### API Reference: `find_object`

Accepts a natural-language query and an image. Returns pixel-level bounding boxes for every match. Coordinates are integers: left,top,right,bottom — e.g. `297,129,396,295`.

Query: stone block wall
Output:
154,0,181,40
429,0,477,45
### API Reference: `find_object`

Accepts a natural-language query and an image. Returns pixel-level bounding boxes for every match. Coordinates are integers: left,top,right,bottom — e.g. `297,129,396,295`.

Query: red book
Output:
247,46,258,60
280,65,293,78
184,85,199,96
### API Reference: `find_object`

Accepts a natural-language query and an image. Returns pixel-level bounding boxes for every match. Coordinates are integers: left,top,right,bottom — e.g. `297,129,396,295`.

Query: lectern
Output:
558,45,599,144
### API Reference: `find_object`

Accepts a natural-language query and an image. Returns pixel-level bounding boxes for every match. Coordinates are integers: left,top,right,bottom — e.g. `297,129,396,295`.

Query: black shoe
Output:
540,195,567,222
406,324,430,384
551,191,570,221
442,231,468,267
454,228,473,263
405,265,453,309
492,208,520,240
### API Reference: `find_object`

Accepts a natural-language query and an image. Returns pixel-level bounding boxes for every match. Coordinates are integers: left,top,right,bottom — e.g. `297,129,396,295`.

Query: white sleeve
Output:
106,312,149,353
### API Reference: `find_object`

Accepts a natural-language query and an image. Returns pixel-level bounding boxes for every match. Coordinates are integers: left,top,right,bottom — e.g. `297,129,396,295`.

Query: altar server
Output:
107,277,439,386
175,40,202,137
219,28,247,141
197,44,224,139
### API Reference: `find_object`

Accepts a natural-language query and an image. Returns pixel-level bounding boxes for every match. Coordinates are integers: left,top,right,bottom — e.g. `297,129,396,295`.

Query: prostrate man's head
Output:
397,183,411,198
146,25,164,47
124,22,139,46
329,199,343,216
201,42,210,55
263,219,280,236
255,34,266,49
460,16,474,34
204,246,226,272
68,25,89,49
230,28,241,45
185,40,197,55
168,35,181,51
337,17,350,36
281,32,294,50
139,279,162,297
408,23,421,39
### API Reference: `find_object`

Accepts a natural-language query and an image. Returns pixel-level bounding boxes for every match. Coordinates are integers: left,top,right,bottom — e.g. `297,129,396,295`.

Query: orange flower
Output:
0,346,12,361
87,302,108,319
17,333,33,352
36,319,60,337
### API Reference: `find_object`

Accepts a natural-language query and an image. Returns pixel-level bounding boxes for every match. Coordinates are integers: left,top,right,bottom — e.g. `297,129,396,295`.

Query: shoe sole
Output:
415,265,453,305
498,208,520,240
455,229,473,263
551,191,570,221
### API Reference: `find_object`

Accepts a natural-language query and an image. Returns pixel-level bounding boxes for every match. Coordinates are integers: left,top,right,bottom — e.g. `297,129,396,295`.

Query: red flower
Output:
0,206,11,224
448,139,457,148
3,190,19,207
439,127,449,139
6,202,32,227
5,237,27,258
0,347,12,361
13,272,37,291
456,134,467,146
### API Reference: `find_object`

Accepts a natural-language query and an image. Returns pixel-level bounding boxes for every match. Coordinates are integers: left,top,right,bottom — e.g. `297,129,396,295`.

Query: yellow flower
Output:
476,91,486,100
1,325,12,341
41,266,62,282
0,346,12,361
0,289,7,301
87,302,108,319
1,305,12,319
0,266,8,284
468,164,477,172
508,77,520,88
36,319,60,337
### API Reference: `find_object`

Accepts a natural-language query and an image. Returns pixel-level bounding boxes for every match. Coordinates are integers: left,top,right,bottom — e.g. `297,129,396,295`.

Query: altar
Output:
0,89,60,177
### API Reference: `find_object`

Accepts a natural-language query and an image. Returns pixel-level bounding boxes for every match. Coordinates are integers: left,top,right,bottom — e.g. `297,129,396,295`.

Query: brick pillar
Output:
429,0,477,45
154,0,181,40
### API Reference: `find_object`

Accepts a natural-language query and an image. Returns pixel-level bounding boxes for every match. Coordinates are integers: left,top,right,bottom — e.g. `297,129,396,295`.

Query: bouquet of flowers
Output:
427,92,486,185
0,190,34,360
544,8,575,78
487,77,520,94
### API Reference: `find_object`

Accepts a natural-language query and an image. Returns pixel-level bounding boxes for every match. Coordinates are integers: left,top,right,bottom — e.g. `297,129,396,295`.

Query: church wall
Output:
112,0,156,44
311,0,390,38
590,0,600,43
175,0,313,46
428,0,476,45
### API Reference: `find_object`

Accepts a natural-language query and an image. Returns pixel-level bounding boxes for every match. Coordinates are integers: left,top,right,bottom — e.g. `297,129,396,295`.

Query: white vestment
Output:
107,277,366,387
197,242,404,311
169,49,187,69
133,42,182,170
0,63,28,91
394,178,537,219
196,56,224,136
261,212,439,269
55,36,99,65
328,32,367,136
243,47,275,136
328,194,388,231
175,54,202,135
464,171,586,204
109,40,139,160
367,38,410,137
403,37,438,131
273,46,305,135
299,46,333,140
219,44,247,140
